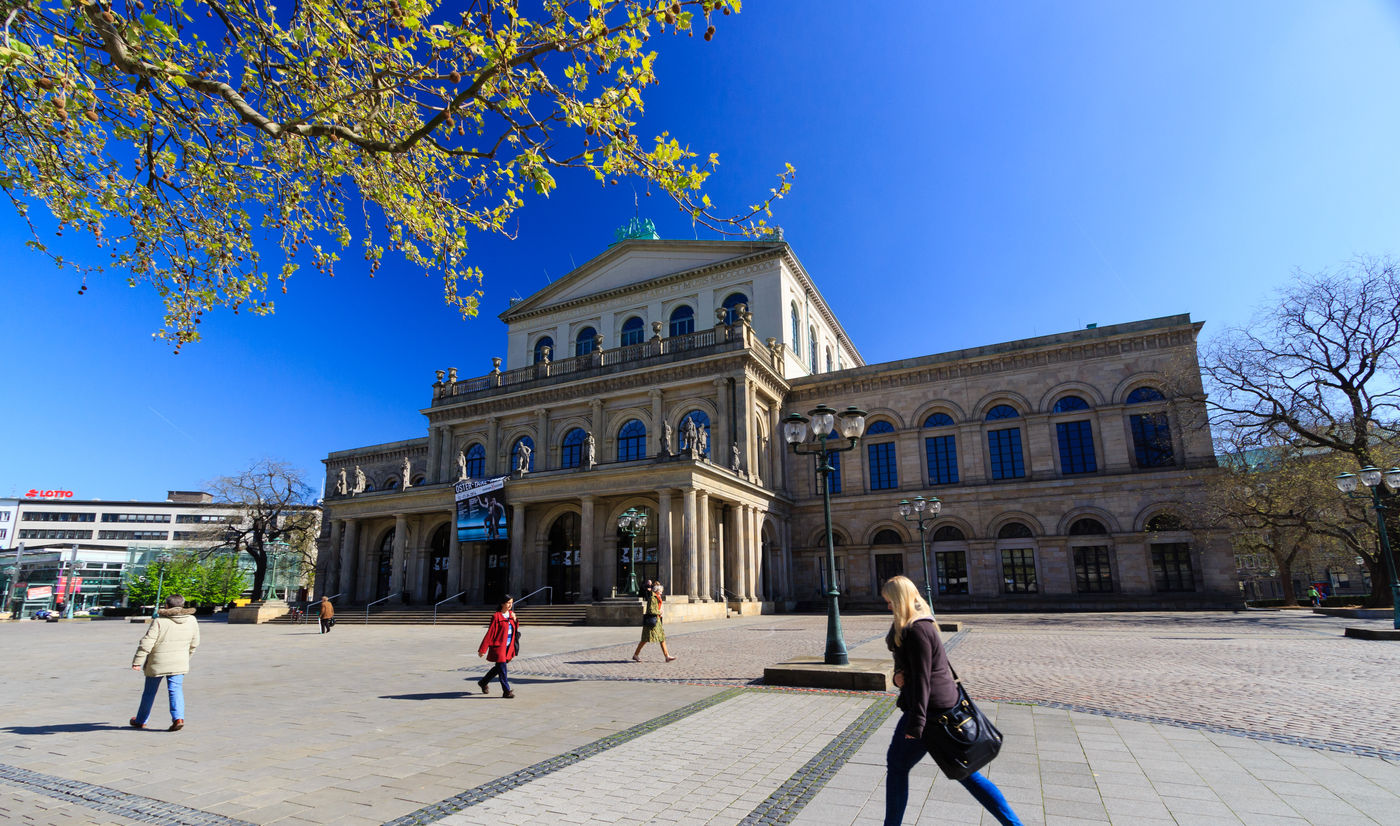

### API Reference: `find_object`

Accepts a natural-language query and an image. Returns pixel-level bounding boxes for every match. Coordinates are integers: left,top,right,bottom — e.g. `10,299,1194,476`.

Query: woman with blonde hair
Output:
881,575,1021,826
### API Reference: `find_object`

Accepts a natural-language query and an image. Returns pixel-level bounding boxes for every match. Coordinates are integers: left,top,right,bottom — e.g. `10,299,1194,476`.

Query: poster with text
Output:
455,476,508,543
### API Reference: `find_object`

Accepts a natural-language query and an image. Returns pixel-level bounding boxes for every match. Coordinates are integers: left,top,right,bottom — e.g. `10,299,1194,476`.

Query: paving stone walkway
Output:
0,609,1396,825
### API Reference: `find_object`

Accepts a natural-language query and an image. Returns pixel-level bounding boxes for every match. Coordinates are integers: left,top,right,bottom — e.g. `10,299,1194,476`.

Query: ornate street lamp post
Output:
897,496,942,608
151,552,173,620
783,403,868,666
1,566,14,619
617,507,648,596
1334,466,1400,630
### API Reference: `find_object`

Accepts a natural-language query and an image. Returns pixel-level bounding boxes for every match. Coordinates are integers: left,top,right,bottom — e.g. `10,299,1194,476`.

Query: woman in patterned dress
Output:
632,582,677,662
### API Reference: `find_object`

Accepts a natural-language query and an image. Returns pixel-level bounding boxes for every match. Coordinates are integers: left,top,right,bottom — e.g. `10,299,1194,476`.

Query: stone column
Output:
715,514,727,602
580,495,596,602
535,408,550,472
697,493,712,601
341,519,359,603
427,426,442,484
731,505,748,602
389,514,408,597
734,380,751,481
509,503,526,596
446,513,462,598
590,399,605,454
681,487,698,598
713,378,731,462
657,489,673,596
325,519,344,597
747,506,760,601
753,509,766,601
486,416,501,476
438,426,454,482
650,388,664,443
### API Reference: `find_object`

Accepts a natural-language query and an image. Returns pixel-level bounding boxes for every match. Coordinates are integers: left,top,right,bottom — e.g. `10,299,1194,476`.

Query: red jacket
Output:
478,611,519,663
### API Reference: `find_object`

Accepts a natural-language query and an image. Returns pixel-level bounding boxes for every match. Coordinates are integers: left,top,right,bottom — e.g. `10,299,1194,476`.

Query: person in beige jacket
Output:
130,595,200,732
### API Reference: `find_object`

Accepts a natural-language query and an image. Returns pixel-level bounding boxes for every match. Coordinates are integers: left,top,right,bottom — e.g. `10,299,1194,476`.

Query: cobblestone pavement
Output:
0,610,1396,825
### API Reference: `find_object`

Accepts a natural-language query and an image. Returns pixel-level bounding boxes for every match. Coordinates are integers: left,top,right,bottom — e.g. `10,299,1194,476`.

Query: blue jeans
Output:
135,674,185,724
482,661,511,692
885,713,1022,826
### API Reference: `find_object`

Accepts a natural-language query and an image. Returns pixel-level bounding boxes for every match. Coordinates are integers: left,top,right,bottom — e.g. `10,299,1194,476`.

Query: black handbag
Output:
642,613,659,629
921,665,1003,780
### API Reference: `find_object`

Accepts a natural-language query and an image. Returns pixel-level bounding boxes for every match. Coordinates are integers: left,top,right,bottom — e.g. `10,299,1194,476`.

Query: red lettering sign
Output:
24,490,74,499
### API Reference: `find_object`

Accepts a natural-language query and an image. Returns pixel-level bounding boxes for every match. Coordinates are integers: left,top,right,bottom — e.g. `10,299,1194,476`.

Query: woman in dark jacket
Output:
476,595,520,698
882,575,1021,826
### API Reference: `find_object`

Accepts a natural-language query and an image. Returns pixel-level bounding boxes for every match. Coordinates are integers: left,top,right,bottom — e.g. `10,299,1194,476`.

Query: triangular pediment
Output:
499,239,782,322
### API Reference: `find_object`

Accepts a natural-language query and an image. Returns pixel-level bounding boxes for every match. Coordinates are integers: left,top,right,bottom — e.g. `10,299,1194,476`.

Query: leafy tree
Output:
199,552,249,603
0,0,791,349
122,551,201,605
1203,258,1400,606
205,459,320,599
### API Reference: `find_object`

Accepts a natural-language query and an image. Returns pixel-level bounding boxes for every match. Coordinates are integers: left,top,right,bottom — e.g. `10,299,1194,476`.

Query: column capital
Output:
649,387,663,401
580,494,596,505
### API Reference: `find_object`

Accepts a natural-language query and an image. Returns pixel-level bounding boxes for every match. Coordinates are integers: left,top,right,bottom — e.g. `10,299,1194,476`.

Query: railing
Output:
364,594,395,623
299,592,342,624
719,587,744,604
433,591,468,625
514,586,552,608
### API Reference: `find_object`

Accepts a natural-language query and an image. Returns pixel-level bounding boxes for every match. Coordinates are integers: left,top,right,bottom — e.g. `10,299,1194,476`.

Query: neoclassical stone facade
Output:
317,238,1233,617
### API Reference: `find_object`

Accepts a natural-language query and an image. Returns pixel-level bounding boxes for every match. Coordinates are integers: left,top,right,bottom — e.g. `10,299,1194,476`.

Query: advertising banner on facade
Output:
455,477,508,543
27,585,52,600
56,575,83,594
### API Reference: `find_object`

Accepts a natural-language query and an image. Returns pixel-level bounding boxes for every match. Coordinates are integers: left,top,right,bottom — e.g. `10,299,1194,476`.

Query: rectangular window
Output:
925,435,959,485
987,428,1025,480
816,450,843,495
18,529,93,540
1152,543,1195,591
25,511,96,522
98,530,170,540
0,528,6,539
1056,420,1098,475
175,514,232,524
1000,548,1038,593
101,513,171,523
936,551,969,595
0,511,9,521
171,531,209,541
867,442,898,490
560,441,582,470
1131,413,1175,468
1073,546,1113,593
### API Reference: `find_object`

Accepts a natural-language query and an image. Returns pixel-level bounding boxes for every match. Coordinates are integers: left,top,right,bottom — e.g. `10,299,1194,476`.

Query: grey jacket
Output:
132,608,200,677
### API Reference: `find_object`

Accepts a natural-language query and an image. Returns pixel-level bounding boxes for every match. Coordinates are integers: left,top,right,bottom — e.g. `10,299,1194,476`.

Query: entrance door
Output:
482,540,510,605
428,525,450,603
615,507,658,593
547,513,581,604
875,553,904,587
375,529,394,600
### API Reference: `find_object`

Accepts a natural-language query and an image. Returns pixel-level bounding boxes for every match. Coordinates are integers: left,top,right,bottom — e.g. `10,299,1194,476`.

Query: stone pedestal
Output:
227,599,290,624
764,657,893,691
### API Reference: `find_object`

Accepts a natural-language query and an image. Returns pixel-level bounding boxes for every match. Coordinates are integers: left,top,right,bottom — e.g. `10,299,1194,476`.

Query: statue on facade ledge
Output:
696,423,709,459
661,421,674,457
584,432,597,470
681,417,697,457
515,441,532,475
335,468,348,497
401,457,412,488
731,443,742,473
353,466,366,495
457,449,468,482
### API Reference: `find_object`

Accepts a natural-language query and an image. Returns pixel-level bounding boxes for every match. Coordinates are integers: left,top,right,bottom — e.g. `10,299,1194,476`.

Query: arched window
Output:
669,305,694,337
1126,386,1166,404
1057,419,1097,475
932,526,965,542
575,326,598,357
809,326,818,371
722,292,748,325
560,428,587,469
1069,518,1108,535
411,475,426,487
384,477,399,490
1053,395,1091,413
791,303,801,347
464,443,485,478
826,347,833,373
817,531,845,547
617,419,647,462
533,336,554,364
923,412,958,485
512,436,535,472
1146,513,1186,532
866,420,897,490
872,529,903,545
818,449,843,495
620,316,645,346
986,406,1025,480
1131,408,1175,468
679,410,710,457
997,522,1033,539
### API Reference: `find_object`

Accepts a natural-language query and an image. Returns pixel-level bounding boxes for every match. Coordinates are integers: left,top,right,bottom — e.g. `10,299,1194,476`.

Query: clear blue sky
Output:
5,1,1400,502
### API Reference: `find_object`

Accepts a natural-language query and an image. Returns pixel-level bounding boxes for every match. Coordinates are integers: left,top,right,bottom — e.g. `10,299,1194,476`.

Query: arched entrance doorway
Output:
481,540,509,605
547,513,581,604
375,529,394,600
428,524,450,602
615,507,658,592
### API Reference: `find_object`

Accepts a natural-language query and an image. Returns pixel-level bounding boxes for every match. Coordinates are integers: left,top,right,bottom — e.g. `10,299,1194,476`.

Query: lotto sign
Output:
25,489,75,499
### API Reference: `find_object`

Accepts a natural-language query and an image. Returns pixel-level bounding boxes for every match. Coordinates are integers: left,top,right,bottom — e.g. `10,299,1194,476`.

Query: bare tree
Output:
205,459,320,600
1203,257,1400,605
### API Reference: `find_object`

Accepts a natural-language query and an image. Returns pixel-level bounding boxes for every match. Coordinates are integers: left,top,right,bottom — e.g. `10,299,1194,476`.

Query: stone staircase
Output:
268,603,591,627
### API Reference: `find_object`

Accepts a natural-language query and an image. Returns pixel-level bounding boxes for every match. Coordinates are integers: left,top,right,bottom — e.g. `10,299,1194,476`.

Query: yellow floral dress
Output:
640,592,666,643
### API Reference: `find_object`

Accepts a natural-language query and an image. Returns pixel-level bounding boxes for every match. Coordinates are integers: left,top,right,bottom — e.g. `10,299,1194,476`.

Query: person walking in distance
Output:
318,596,335,634
129,595,200,732
882,575,1021,826
632,582,677,663
476,595,520,698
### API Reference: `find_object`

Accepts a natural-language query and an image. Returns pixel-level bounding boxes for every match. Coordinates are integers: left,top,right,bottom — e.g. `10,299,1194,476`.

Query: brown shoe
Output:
168,719,184,732
502,690,516,699
128,717,145,730
477,679,489,695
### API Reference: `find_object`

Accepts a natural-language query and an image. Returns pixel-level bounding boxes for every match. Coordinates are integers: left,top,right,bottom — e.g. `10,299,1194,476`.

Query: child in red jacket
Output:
476,595,519,698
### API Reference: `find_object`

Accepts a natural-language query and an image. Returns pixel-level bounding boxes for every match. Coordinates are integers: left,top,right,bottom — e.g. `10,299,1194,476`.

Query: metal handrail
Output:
514,586,552,607
433,590,468,625
364,594,395,623
719,587,743,603
299,593,342,624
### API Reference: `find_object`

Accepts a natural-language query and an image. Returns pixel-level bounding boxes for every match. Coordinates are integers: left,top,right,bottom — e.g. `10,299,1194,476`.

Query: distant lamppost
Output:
151,552,174,619
1334,467,1400,630
1,566,15,619
897,496,942,607
617,507,647,596
783,403,868,666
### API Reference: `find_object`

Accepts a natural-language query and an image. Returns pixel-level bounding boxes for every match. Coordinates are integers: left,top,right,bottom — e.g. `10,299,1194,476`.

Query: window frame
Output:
619,316,645,347
668,305,695,337
616,419,647,462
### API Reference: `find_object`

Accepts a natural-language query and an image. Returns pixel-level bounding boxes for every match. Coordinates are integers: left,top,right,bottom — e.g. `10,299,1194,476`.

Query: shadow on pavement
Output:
3,722,126,735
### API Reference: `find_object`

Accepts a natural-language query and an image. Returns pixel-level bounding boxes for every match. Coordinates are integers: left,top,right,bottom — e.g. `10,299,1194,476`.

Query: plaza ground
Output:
1,609,1397,825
